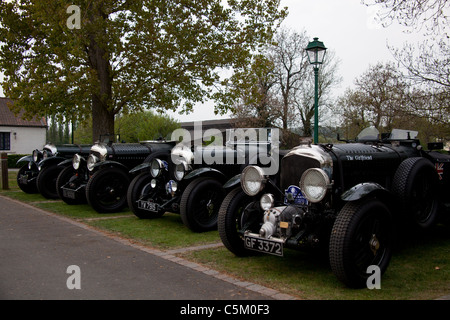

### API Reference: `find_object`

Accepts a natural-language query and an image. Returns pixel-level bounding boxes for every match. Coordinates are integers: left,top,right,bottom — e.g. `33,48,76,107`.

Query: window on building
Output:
0,132,11,150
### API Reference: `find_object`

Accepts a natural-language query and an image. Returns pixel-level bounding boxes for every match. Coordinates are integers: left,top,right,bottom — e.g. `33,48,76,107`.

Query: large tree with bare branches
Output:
227,28,341,144
364,0,449,125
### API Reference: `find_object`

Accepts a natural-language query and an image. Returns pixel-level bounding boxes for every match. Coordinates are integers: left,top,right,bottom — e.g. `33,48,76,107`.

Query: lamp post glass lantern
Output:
306,37,327,144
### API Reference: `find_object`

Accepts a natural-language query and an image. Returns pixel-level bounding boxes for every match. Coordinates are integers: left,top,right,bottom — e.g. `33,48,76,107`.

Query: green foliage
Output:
73,111,180,143
46,115,73,144
6,154,27,168
115,111,180,142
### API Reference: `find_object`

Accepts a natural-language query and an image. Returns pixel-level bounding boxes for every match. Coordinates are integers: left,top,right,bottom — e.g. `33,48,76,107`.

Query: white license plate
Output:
244,235,284,256
138,200,158,212
63,189,76,199
20,175,28,184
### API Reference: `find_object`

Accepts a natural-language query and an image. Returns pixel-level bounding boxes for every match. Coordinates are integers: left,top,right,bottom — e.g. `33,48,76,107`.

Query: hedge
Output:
3,154,29,169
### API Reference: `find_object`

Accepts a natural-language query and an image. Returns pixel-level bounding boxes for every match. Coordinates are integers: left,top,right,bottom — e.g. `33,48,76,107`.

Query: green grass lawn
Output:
180,225,450,300
1,169,449,300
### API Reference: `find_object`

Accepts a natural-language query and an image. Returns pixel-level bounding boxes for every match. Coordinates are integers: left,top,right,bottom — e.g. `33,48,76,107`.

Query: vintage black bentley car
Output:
58,139,176,213
127,128,283,232
218,128,450,288
16,143,91,198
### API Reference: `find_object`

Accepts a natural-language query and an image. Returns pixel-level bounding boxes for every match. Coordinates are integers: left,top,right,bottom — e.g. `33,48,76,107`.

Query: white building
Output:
0,97,47,155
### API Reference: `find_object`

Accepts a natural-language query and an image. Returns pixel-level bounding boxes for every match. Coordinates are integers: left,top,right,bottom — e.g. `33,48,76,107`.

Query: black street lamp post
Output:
305,37,327,144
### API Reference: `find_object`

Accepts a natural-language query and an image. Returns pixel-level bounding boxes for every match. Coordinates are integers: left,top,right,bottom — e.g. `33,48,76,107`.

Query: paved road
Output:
0,195,294,301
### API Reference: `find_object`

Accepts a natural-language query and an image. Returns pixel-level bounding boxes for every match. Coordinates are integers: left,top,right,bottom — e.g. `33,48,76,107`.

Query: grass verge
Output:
1,169,449,299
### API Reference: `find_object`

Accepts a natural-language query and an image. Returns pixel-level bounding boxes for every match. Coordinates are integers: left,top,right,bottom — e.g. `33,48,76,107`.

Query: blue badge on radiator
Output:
284,185,308,205
162,160,168,171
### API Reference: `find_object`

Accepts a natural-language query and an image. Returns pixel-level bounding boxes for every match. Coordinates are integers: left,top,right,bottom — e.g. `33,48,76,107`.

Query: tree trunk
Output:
88,33,114,144
301,106,315,137
92,94,115,143
86,2,115,144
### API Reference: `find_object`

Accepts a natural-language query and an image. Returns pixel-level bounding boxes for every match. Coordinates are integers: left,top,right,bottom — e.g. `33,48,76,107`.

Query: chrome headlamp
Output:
260,193,275,211
241,165,266,196
87,154,98,172
174,161,189,181
90,143,108,161
32,149,42,162
43,144,57,159
150,158,165,178
43,150,51,159
299,168,330,203
72,154,82,170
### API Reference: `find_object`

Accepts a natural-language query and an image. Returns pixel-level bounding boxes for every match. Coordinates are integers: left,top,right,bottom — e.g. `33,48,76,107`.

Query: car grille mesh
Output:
280,154,320,192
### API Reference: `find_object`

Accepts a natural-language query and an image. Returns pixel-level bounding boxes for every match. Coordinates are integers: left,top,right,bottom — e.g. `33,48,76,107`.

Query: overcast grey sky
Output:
0,0,427,122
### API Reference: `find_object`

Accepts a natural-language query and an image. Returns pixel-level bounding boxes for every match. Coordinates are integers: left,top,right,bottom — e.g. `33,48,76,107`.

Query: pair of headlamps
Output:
150,158,187,182
241,166,330,210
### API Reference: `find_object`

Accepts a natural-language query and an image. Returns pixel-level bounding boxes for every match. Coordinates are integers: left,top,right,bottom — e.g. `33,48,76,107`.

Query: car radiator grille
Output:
280,154,320,192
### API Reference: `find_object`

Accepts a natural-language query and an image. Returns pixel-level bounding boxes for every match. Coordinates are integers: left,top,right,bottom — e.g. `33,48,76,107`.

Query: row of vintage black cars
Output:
16,127,449,288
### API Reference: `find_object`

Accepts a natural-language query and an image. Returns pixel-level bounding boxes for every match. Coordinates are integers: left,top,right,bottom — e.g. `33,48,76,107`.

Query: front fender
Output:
129,161,151,174
184,167,226,181
223,174,241,189
17,155,32,165
57,158,74,167
38,156,66,168
92,160,128,171
341,182,391,202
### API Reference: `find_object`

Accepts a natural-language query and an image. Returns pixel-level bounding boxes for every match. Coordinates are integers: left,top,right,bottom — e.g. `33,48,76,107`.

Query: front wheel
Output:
36,164,64,199
127,172,165,219
17,164,38,194
218,187,255,256
86,167,131,213
329,199,394,288
180,177,226,232
56,165,86,205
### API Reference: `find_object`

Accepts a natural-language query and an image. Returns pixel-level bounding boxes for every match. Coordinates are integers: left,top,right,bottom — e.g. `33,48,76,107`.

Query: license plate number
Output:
63,189,76,199
244,235,283,256
20,175,28,184
138,200,158,212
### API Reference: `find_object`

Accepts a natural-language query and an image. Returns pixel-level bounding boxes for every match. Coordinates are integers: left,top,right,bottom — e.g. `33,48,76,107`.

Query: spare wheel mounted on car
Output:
392,157,440,230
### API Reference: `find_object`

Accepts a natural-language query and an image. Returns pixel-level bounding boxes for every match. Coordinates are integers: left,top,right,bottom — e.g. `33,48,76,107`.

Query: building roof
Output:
180,118,236,130
0,97,47,128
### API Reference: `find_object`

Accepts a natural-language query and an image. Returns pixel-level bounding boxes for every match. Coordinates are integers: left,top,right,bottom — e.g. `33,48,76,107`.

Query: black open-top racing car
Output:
127,128,284,232
58,139,176,213
218,128,450,288
16,143,91,198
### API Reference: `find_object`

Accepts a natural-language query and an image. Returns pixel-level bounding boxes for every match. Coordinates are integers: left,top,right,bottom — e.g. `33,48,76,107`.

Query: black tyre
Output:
127,172,165,219
392,157,440,230
329,199,393,288
86,167,131,213
218,187,254,256
36,164,64,199
180,177,226,232
56,165,86,205
16,164,38,194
